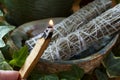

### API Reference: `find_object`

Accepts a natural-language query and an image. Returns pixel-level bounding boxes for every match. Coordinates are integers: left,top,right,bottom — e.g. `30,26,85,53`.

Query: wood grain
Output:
19,37,51,79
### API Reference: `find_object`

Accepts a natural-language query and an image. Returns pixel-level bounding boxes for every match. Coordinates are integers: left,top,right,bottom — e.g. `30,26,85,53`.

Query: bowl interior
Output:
11,18,64,48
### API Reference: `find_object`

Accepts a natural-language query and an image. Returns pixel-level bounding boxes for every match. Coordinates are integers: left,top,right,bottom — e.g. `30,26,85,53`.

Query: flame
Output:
49,20,54,26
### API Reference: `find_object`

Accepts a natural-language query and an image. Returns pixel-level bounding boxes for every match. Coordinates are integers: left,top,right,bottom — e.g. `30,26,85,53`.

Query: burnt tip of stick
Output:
43,19,54,38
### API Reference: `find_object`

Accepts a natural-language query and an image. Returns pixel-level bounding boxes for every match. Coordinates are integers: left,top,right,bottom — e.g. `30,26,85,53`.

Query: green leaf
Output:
28,65,84,80
0,61,13,70
29,72,59,80
103,52,120,78
58,65,84,80
60,79,67,80
0,0,3,3
0,50,5,62
9,45,28,67
0,51,13,70
0,10,3,16
95,69,108,80
0,45,12,60
0,25,15,47
41,74,59,80
71,65,84,79
3,0,73,25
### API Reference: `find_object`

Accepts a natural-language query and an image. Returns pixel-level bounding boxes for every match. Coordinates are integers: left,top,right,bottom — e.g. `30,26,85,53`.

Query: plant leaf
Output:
103,52,120,78
0,25,15,47
58,65,84,80
95,69,108,80
29,71,59,80
71,65,84,79
0,45,12,60
28,65,84,80
41,74,59,80
0,61,13,70
0,51,13,70
0,50,5,62
3,0,73,25
9,45,28,67
0,10,3,16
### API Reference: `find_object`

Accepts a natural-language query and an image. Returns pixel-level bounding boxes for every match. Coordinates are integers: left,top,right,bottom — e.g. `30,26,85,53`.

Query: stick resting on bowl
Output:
19,20,54,79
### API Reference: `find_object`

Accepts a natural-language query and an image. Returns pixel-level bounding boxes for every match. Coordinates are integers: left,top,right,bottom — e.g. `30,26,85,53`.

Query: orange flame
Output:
49,20,54,26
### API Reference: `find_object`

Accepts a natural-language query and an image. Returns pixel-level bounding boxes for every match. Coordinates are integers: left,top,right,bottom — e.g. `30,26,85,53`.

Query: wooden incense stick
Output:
19,38,51,79
19,20,53,79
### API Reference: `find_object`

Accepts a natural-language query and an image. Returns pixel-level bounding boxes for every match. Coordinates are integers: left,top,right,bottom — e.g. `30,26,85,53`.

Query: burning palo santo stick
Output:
19,20,54,79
